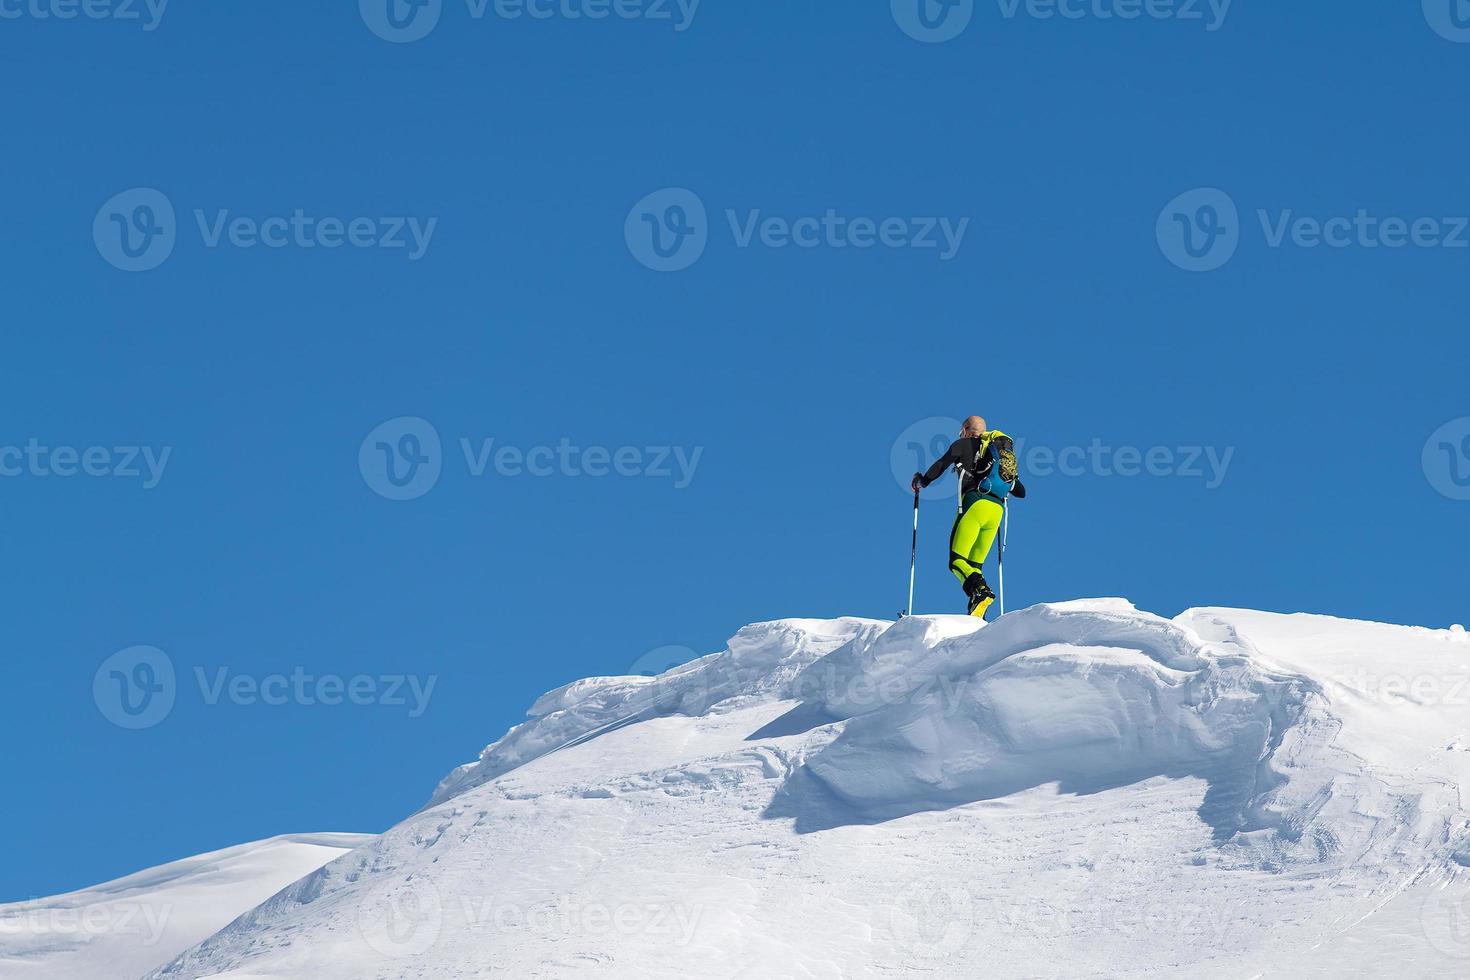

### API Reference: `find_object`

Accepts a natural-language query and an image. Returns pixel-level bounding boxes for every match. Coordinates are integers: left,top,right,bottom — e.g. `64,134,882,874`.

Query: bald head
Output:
962,416,987,437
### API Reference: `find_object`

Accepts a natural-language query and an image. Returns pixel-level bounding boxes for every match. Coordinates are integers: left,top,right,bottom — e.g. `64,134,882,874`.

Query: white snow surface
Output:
0,833,371,980
110,601,1470,977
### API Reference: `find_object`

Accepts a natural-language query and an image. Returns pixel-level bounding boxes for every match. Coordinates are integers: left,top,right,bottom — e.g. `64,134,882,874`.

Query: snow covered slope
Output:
0,833,372,980
148,602,1470,979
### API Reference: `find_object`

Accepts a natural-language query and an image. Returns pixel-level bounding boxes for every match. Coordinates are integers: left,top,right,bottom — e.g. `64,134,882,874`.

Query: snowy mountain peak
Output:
0,834,370,980
139,602,1470,979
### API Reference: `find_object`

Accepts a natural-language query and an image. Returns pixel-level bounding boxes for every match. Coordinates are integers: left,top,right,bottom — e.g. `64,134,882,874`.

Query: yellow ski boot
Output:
965,576,996,619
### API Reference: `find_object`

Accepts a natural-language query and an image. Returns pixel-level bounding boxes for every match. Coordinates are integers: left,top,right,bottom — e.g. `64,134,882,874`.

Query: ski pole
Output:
998,498,1009,616
905,488,919,617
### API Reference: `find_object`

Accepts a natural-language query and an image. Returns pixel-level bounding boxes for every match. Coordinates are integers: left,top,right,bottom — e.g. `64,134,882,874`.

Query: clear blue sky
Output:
2,2,1468,900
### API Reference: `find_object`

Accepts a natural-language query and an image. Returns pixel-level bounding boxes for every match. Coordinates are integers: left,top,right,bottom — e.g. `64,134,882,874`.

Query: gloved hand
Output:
910,472,925,493
1011,479,1027,499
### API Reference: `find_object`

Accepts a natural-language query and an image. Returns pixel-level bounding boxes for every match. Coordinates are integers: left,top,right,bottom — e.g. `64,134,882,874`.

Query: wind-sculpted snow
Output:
774,603,1301,831
429,617,886,807
777,601,1465,879
147,603,1470,980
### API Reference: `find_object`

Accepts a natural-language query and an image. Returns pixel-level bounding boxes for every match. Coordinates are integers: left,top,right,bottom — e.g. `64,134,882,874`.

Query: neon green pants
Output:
949,495,1003,588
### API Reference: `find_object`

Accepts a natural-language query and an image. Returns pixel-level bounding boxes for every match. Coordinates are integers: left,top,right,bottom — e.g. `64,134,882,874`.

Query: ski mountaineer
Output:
910,416,1027,618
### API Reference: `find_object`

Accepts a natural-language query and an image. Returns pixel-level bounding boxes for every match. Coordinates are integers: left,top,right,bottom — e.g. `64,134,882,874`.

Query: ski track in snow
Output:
28,600,1470,979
